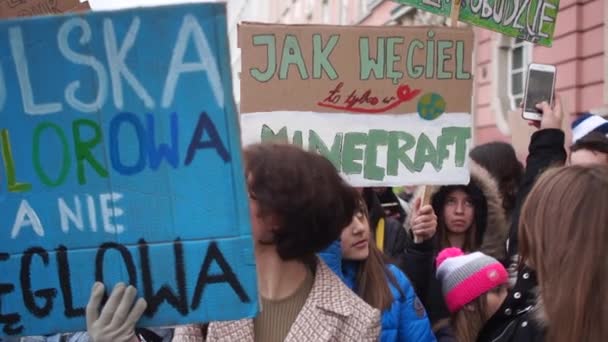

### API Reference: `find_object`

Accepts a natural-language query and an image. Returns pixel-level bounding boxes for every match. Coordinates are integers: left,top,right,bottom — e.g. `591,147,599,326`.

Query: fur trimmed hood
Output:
410,161,509,261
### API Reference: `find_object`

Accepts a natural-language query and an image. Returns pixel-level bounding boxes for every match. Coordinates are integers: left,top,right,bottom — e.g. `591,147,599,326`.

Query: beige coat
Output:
172,259,381,342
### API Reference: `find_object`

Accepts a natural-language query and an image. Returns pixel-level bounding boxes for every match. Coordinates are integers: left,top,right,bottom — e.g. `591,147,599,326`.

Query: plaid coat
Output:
172,259,381,342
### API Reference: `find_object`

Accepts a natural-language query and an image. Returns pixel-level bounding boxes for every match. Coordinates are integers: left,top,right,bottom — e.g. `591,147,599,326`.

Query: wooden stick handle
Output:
413,185,432,244
450,0,461,28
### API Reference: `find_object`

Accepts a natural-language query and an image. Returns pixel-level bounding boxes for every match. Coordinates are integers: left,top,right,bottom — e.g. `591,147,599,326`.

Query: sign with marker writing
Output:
394,0,560,47
239,24,473,186
0,4,258,337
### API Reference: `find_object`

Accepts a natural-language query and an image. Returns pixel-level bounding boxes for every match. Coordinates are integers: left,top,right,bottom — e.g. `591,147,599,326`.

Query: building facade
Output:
227,0,271,106
231,0,607,155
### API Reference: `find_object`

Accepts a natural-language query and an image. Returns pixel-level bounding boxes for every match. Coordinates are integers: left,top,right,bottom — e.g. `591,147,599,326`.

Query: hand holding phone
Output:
522,63,557,121
536,98,563,130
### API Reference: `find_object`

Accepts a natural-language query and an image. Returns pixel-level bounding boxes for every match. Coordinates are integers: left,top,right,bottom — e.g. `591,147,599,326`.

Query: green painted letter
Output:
364,130,388,181
387,131,416,175
414,133,439,172
72,119,108,185
261,125,288,143
313,34,339,80
437,40,453,79
386,37,404,85
406,39,424,79
309,130,343,171
342,132,367,175
440,127,471,167
292,130,303,147
359,37,385,80
279,35,309,80
455,41,471,80
426,30,435,79
250,35,276,82
1,129,31,192
33,123,70,187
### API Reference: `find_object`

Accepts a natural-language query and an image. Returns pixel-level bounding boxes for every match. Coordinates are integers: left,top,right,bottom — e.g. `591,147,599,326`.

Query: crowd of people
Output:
4,100,608,342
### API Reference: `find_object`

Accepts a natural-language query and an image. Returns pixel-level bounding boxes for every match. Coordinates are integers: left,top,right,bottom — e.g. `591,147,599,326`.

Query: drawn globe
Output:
417,93,446,120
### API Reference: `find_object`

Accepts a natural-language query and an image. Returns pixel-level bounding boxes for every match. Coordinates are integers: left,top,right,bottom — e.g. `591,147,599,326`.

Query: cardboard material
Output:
68,1,90,13
0,4,258,337
395,0,560,47
239,23,474,186
0,0,82,19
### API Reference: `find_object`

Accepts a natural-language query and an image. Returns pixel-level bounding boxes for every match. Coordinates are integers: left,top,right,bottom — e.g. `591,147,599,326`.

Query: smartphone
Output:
522,63,556,121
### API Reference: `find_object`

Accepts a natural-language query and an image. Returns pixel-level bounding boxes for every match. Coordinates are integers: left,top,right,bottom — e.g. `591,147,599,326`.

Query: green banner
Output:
394,0,559,47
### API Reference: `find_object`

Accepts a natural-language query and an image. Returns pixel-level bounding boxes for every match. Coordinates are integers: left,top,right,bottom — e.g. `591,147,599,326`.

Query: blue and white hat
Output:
572,113,608,143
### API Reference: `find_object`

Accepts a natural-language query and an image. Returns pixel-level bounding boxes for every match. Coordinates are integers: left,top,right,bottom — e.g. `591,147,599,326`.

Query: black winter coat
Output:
505,129,567,266
477,270,544,342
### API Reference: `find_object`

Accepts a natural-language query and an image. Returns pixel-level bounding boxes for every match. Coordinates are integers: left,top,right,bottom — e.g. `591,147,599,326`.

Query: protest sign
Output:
68,1,90,13
239,24,473,186
0,3,258,337
394,0,559,46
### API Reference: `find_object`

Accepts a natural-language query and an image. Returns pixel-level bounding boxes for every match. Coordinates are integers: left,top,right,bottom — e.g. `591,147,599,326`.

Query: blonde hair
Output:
519,165,608,342
451,295,488,342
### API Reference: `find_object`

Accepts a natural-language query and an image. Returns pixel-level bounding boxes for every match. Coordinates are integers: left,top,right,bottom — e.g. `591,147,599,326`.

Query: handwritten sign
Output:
0,4,257,337
395,0,559,46
239,24,473,186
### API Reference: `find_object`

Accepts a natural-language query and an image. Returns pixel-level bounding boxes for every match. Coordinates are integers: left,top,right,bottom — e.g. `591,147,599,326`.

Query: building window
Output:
389,4,416,26
507,38,531,109
491,36,533,135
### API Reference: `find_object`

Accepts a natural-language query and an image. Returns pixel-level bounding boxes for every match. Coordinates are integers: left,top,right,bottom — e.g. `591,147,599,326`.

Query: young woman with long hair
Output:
519,165,608,342
320,195,436,342
406,162,509,329
434,247,533,342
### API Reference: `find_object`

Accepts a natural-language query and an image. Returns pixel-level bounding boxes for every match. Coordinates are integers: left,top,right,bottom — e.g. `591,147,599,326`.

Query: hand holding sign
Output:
409,195,437,244
86,282,146,342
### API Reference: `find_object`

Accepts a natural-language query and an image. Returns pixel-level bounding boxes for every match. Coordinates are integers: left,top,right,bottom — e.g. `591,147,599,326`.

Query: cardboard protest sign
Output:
394,0,559,46
0,3,258,337
239,24,473,186
68,1,90,13
0,0,83,19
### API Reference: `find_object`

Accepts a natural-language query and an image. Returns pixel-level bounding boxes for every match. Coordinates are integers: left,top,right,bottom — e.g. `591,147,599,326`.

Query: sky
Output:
88,0,223,11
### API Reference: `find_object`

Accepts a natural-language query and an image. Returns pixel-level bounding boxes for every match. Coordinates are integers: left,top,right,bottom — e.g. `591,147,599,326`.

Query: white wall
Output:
227,1,270,108
89,0,217,11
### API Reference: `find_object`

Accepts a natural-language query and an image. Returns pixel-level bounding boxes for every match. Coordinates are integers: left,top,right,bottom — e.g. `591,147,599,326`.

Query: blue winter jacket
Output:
319,241,437,342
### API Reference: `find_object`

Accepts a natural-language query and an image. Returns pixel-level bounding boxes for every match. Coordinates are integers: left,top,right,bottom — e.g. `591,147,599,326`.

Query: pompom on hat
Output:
571,113,608,143
435,248,508,313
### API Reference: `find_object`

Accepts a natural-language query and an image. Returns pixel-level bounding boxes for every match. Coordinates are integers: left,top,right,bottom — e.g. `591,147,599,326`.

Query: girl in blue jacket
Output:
320,194,436,342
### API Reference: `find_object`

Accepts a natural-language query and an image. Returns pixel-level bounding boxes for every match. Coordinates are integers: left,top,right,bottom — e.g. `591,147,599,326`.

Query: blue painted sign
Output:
0,3,258,337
